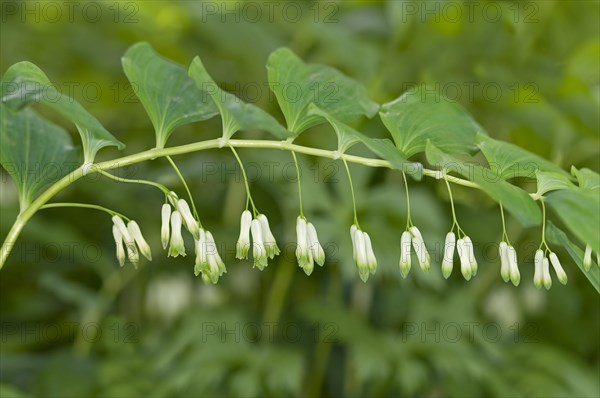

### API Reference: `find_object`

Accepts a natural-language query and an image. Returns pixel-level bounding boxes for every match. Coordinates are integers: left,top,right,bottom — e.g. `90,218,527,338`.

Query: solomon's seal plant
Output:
1,42,599,292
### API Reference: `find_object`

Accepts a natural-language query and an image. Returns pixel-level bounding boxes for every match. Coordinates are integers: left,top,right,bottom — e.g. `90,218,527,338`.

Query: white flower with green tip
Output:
306,222,325,267
464,236,477,276
112,225,126,267
457,238,471,281
176,199,199,239
409,226,430,271
441,232,455,279
549,252,567,285
236,210,252,259
399,231,412,278
499,242,510,282
127,220,152,261
257,214,280,259
533,249,544,289
112,215,138,264
251,219,268,270
168,210,186,258
542,257,552,290
161,203,171,250
507,245,520,286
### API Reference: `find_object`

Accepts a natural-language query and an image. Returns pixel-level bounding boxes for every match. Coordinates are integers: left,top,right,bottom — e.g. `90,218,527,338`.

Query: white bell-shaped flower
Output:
363,231,377,275
306,222,325,267
176,199,199,239
507,245,520,286
499,242,510,282
409,226,430,272
236,210,252,259
457,238,471,281
542,256,552,290
127,220,152,261
399,231,412,278
195,230,226,284
464,236,477,276
251,219,268,270
161,203,172,250
257,214,280,259
533,249,544,289
441,232,455,279
549,252,567,285
112,225,126,267
168,210,186,258
112,216,138,264
296,217,310,271
350,226,371,282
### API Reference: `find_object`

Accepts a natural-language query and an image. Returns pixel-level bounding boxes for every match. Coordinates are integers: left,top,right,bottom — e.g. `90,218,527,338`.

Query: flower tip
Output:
359,271,370,283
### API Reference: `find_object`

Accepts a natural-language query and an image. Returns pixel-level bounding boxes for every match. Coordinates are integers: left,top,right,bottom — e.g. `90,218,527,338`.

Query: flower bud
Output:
236,210,252,259
168,211,186,258
176,199,199,239
464,236,477,276
549,252,567,285
508,245,520,286
127,220,152,261
363,232,377,275
251,219,268,270
112,216,138,264
351,227,370,282
296,217,310,269
307,222,325,267
112,225,126,267
499,242,510,282
533,249,544,289
409,226,430,272
441,232,455,279
542,257,552,290
194,229,208,277
457,238,471,281
350,225,358,263
258,214,280,259
161,204,171,250
399,231,412,278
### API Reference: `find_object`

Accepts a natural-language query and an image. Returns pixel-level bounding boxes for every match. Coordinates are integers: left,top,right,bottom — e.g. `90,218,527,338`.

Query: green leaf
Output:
545,189,600,253
379,87,484,158
1,62,124,164
266,47,379,134
308,105,422,179
546,222,600,293
121,42,219,149
533,170,576,199
425,141,541,226
476,132,568,180
0,105,79,211
571,166,600,190
188,57,293,142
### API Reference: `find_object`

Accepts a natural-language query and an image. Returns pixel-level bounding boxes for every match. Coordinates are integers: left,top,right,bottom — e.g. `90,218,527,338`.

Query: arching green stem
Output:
342,159,359,228
40,202,130,220
165,156,200,220
97,169,170,195
291,151,304,218
229,145,258,216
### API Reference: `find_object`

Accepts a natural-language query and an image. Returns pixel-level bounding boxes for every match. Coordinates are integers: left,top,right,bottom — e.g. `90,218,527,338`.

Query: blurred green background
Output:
1,1,599,397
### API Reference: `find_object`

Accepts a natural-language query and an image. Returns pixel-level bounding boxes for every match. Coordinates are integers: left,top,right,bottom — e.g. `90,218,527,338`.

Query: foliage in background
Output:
1,1,599,397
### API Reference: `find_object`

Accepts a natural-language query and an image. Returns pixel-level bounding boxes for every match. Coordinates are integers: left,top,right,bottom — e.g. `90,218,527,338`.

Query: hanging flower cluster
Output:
101,154,594,291
111,215,152,267
236,210,280,270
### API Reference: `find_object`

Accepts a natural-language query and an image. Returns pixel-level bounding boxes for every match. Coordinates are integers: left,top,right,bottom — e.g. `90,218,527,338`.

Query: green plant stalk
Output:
0,138,481,269
40,202,130,220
